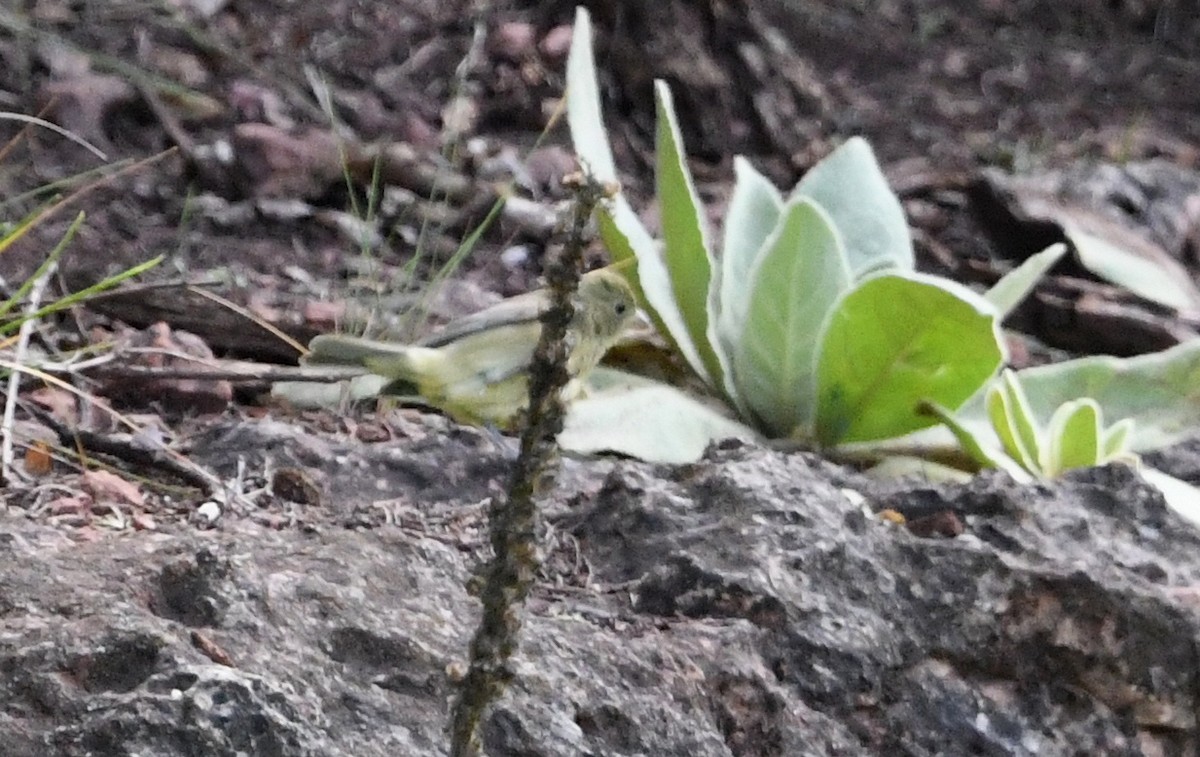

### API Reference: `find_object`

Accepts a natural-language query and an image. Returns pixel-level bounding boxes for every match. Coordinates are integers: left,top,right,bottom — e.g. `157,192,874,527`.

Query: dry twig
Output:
447,172,611,756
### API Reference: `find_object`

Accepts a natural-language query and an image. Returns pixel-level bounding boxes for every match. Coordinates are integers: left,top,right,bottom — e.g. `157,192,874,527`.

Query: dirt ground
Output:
3,1,1200,754
1,0,1196,488
4,1,1198,282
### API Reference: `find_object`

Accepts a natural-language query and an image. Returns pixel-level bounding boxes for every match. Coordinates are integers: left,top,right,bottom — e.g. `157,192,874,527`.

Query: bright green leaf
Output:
734,198,850,436
815,272,1004,445
1000,370,1043,473
791,137,914,278
566,10,709,384
654,80,723,388
987,384,1038,473
1045,398,1101,475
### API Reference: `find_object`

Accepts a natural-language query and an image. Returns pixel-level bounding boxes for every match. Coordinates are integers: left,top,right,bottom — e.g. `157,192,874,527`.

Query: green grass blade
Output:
0,211,84,322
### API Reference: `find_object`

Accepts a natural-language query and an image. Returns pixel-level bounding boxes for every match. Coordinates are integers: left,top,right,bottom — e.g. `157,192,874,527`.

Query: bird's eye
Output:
614,303,628,315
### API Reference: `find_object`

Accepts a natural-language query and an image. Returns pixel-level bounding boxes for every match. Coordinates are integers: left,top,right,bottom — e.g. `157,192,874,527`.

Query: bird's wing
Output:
419,289,546,348
433,321,541,387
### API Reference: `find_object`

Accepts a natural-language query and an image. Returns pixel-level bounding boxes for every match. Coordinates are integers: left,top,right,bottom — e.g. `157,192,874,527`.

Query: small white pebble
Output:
210,138,233,164
500,244,531,268
197,501,222,523
840,487,866,507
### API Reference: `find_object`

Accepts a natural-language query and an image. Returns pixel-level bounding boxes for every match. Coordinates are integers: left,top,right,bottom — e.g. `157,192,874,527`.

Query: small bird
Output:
304,268,638,427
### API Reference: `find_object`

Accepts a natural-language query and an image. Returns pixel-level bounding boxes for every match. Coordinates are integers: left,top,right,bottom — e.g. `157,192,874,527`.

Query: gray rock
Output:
2,429,1199,755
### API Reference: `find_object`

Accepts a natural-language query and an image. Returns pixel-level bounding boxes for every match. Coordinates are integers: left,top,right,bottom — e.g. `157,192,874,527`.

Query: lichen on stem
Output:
447,172,613,756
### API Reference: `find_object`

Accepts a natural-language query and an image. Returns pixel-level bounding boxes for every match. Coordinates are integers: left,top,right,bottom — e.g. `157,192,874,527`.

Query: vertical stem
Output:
447,174,609,756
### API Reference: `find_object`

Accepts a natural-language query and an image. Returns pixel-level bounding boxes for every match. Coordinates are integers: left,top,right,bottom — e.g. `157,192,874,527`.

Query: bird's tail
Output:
305,334,415,366
304,334,450,399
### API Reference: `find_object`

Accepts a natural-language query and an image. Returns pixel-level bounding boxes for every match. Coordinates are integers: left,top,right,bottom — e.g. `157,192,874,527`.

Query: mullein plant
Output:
562,6,1200,529
564,7,1044,454
924,369,1136,482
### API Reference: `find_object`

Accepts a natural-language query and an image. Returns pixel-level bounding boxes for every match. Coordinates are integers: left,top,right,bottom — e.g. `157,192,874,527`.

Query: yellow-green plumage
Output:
304,269,637,426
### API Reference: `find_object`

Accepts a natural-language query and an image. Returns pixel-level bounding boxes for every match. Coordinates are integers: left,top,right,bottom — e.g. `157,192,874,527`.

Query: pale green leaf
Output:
815,272,1004,445
1138,467,1200,529
1067,222,1200,312
987,385,1039,473
964,339,1200,452
596,205,649,312
791,137,913,277
734,198,850,436
984,243,1068,318
566,10,707,383
920,400,1033,482
271,376,391,408
865,455,975,483
562,369,759,463
595,205,697,374
1000,370,1043,473
716,157,783,353
565,7,618,182
1103,418,1135,459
